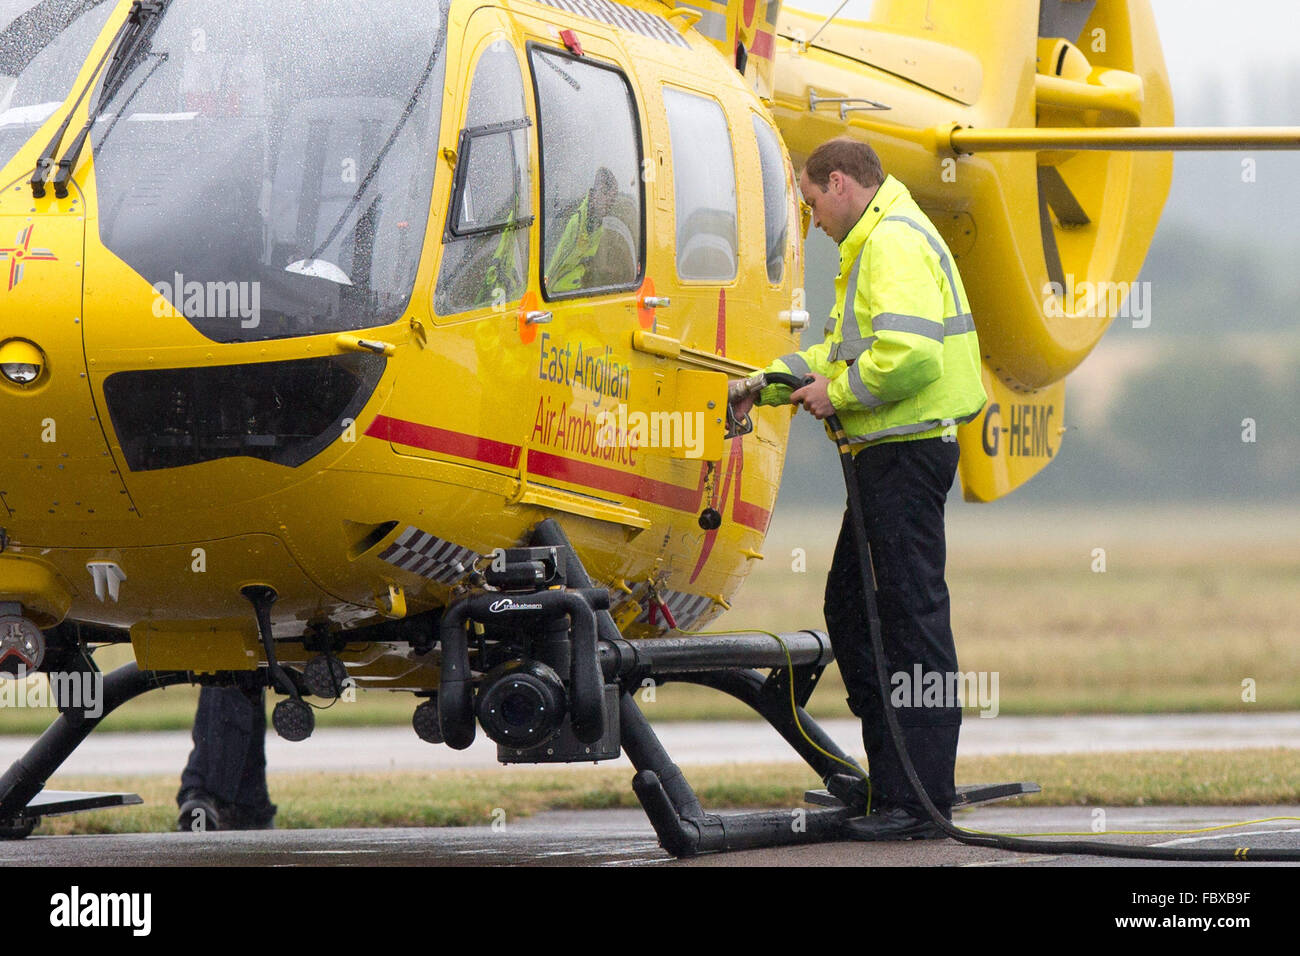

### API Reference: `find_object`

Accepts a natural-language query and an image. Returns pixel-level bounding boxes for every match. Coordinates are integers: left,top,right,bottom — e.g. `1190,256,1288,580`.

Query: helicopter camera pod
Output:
476,659,568,748
496,683,622,764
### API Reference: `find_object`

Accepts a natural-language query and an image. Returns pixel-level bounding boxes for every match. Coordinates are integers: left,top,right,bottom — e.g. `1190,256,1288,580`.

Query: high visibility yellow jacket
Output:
759,174,987,445
546,195,601,294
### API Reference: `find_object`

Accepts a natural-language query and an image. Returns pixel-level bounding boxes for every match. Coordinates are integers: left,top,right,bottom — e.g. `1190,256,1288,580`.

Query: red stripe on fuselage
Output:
365,415,769,532
526,450,702,512
366,414,522,469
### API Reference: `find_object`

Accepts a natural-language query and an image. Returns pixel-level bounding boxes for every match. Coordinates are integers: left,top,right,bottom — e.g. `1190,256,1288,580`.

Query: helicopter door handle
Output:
335,334,396,356
525,311,553,325
642,296,671,309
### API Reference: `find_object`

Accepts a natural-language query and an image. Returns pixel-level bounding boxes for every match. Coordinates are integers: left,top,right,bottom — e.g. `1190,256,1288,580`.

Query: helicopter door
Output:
379,9,536,491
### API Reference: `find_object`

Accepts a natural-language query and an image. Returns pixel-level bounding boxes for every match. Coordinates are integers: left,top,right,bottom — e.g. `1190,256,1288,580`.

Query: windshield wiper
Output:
30,0,166,199
50,0,167,198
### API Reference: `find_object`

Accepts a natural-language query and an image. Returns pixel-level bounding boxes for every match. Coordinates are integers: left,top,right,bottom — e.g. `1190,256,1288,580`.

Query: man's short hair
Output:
803,138,884,190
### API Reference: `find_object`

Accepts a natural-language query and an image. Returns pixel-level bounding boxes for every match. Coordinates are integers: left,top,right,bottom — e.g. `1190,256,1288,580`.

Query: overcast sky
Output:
1151,0,1297,121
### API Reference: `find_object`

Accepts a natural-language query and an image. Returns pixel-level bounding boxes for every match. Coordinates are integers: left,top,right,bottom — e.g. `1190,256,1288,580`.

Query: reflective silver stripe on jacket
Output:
844,406,984,444
947,312,976,335
871,312,943,341
778,353,811,379
829,335,876,363
831,247,871,362
848,367,885,408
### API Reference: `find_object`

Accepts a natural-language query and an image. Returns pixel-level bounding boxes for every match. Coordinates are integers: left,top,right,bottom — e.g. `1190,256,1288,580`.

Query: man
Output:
545,166,618,294
733,138,985,840
177,680,277,831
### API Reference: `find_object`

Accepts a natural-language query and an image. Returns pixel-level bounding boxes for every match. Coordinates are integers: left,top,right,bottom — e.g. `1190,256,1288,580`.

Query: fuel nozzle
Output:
724,373,766,439
727,372,767,406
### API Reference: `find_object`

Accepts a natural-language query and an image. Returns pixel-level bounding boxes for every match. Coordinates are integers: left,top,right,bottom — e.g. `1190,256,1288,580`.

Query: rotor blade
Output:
1039,165,1090,226
1037,167,1066,290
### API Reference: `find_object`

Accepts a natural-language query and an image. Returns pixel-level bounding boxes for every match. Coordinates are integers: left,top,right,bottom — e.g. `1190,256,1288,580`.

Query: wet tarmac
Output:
3,806,1297,867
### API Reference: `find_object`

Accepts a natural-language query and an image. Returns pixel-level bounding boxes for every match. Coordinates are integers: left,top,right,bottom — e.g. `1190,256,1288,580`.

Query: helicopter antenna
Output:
804,0,851,49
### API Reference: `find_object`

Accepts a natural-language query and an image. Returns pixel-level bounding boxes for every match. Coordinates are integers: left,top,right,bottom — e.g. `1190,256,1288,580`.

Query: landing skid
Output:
804,781,1043,811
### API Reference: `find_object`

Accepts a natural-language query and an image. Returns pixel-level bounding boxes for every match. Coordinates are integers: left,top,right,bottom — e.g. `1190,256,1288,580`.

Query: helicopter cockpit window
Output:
0,0,116,173
435,38,532,316
89,0,449,343
753,115,789,284
662,87,737,283
530,47,643,300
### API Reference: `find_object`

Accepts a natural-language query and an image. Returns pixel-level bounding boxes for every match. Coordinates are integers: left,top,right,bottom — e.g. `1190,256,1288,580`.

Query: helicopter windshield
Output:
89,0,448,343
0,0,117,170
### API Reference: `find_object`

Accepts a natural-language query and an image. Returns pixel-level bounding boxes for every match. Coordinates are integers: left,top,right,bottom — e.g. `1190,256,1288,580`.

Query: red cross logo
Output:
0,226,59,291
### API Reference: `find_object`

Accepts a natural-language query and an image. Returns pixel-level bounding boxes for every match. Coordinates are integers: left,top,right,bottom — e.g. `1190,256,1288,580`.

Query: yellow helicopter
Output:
0,0,1294,853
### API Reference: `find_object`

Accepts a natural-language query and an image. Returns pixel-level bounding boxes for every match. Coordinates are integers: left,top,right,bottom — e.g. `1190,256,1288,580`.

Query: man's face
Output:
592,183,617,220
799,169,855,244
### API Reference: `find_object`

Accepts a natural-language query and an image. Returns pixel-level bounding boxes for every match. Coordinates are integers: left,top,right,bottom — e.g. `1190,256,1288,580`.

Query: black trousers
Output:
823,436,961,816
178,682,275,819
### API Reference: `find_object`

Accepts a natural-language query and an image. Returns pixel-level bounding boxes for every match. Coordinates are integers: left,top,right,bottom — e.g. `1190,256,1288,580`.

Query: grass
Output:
32,748,1300,834
3,504,1298,733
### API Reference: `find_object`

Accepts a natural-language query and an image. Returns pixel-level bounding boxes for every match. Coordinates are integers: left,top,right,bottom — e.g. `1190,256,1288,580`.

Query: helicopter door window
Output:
435,38,533,317
448,121,531,237
529,46,644,300
752,115,789,284
662,87,738,283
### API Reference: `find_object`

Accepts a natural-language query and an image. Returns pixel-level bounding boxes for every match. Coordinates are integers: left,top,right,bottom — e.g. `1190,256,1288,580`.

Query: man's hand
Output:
790,374,835,420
